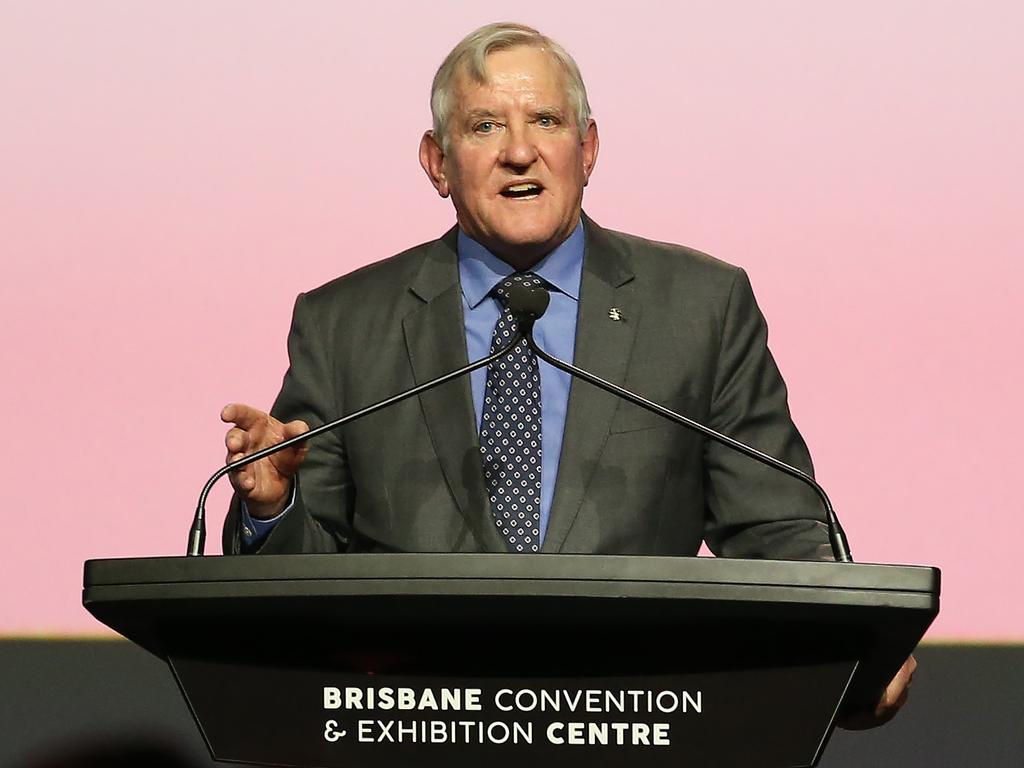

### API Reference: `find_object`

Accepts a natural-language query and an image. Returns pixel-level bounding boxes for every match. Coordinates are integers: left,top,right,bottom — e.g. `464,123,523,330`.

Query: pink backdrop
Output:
2,1,1021,639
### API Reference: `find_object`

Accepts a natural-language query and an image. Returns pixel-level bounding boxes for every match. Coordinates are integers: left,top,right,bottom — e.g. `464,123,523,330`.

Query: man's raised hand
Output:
221,403,310,519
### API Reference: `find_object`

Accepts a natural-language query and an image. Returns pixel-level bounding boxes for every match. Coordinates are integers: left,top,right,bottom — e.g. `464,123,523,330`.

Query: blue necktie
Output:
480,272,543,553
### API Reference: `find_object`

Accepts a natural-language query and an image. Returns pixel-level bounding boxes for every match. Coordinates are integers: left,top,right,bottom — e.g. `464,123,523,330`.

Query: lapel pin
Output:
608,307,624,322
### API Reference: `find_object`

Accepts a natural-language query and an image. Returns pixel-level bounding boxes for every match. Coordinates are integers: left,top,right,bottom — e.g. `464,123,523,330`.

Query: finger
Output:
280,422,310,453
221,403,268,430
877,656,916,713
890,657,916,695
224,427,248,453
878,686,899,712
227,462,255,494
893,687,909,709
282,419,310,439
270,424,311,477
905,656,918,680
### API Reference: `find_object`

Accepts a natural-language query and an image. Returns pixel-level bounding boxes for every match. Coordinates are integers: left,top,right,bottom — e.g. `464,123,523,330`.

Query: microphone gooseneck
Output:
186,330,527,556
192,274,853,563
513,282,853,564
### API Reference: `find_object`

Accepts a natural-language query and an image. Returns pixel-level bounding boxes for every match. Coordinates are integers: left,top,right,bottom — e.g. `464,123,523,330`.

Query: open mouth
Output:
500,182,544,200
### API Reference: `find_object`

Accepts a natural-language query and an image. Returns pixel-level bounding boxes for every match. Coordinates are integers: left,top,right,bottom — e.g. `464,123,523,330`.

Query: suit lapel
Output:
543,216,641,552
402,231,508,552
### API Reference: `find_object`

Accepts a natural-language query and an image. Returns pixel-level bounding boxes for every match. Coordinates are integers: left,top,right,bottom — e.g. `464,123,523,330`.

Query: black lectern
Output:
83,554,939,768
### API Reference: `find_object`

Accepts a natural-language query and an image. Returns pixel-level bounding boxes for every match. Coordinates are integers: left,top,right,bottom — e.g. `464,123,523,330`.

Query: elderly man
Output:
220,22,912,724
222,21,828,557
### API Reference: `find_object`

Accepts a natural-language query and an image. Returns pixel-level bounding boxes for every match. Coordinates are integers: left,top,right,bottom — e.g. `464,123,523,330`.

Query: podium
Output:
83,554,939,768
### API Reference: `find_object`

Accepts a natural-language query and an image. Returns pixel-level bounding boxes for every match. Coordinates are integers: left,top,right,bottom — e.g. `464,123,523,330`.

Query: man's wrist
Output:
240,482,296,547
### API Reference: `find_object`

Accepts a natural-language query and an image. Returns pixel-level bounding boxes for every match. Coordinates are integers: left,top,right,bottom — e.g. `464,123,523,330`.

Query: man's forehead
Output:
451,46,569,108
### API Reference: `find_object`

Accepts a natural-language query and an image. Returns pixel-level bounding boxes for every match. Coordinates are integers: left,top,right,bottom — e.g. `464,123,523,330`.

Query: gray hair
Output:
429,22,592,151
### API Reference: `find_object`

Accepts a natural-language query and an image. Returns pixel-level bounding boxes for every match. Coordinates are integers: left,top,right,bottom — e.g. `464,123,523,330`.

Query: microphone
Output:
514,282,853,563
186,327,528,556
505,278,551,331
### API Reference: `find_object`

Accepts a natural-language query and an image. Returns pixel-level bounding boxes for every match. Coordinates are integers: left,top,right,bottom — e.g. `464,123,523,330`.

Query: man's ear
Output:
581,119,599,187
419,131,449,198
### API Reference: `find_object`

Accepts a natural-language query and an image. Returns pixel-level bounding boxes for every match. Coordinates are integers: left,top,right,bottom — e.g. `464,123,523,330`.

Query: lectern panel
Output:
83,554,939,767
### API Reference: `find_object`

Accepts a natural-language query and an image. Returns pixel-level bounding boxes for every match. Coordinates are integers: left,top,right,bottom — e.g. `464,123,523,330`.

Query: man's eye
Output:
474,121,497,134
537,116,558,127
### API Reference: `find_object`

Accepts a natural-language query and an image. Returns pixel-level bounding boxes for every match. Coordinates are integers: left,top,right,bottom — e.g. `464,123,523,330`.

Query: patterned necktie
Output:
480,272,544,553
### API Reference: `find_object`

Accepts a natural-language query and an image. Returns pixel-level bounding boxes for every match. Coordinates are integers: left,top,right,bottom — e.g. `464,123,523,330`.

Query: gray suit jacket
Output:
224,216,831,559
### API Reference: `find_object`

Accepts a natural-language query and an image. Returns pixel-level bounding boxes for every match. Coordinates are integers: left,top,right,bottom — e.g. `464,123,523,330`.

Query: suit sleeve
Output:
222,292,354,554
701,268,834,561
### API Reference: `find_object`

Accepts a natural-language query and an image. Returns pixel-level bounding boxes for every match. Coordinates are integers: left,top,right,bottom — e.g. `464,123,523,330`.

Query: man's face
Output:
421,45,599,267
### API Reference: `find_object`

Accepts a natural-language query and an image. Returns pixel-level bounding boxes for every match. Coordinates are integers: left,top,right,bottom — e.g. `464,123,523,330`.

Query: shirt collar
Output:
458,220,585,309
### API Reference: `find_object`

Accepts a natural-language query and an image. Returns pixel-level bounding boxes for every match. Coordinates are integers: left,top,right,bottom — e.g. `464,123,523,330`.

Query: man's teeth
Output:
503,184,542,197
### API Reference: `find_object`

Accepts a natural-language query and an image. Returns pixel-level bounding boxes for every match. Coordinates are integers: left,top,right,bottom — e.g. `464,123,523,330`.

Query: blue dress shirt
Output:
242,221,584,547
458,222,583,543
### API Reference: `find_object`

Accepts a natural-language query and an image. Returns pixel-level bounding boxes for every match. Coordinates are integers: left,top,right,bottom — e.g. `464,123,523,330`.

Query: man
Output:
220,22,913,723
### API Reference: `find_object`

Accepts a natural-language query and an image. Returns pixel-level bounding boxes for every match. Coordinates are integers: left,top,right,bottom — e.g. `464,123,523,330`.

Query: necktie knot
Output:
493,272,544,308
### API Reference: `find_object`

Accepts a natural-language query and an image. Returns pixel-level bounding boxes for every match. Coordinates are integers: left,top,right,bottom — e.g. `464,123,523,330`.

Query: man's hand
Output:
839,655,916,730
221,403,310,520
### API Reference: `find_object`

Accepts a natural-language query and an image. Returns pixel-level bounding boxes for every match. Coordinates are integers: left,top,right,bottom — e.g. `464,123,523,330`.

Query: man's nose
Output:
499,124,539,169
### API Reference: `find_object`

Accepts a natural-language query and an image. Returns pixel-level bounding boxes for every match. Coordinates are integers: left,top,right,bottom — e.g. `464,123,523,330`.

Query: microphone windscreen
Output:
505,280,551,322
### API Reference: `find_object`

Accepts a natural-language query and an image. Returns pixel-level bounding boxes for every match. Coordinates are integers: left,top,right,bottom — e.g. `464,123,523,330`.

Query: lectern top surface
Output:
84,553,938,595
